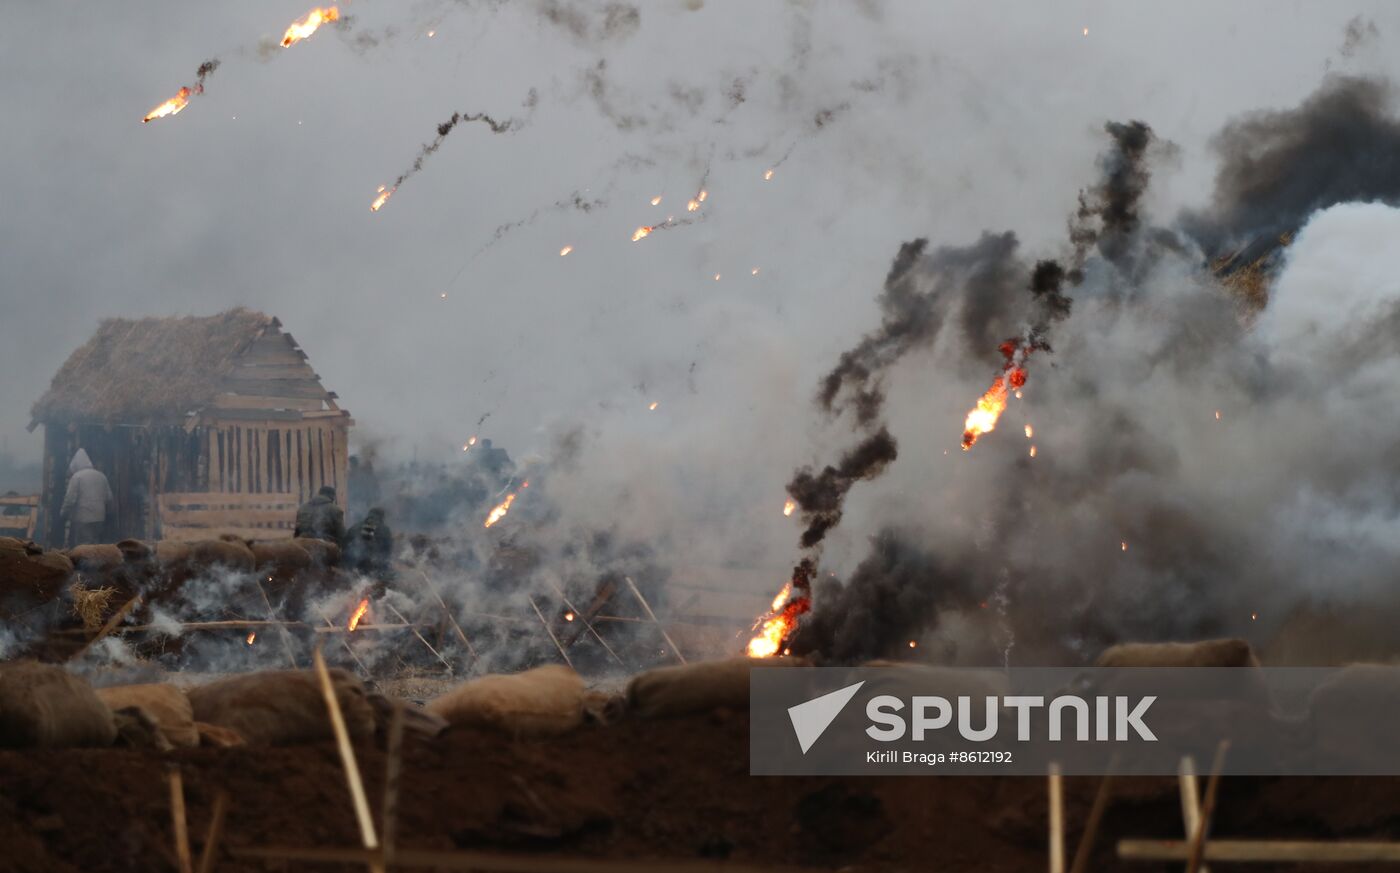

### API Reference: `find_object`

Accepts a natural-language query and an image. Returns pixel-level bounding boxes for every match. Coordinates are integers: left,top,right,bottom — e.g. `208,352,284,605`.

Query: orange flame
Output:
697,189,708,203
632,225,654,242
763,168,775,181
648,401,659,411
559,245,574,256
1024,424,1034,439
650,195,662,206
282,6,340,47
746,563,814,658
961,340,1031,450
370,185,395,212
484,492,517,528
246,632,257,645
348,598,370,631
143,88,191,123
686,199,700,212
564,611,575,622
783,499,796,517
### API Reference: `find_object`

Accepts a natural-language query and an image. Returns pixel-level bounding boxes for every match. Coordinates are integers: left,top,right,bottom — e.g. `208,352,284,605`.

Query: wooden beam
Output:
222,379,330,400
1120,840,1400,863
212,394,324,411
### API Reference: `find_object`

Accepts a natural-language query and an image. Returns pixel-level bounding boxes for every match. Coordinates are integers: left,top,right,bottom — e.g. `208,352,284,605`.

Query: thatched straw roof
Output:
31,308,276,424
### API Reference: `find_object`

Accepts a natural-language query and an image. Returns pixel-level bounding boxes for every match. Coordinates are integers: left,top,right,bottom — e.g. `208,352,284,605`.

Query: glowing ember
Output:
632,225,654,242
1120,541,1128,552
751,267,760,276
1024,424,1034,439
564,611,575,622
713,273,721,281
1015,390,1024,399
1029,445,1037,458
462,436,478,452
484,491,518,528
143,88,191,123
1082,27,1089,36
697,189,708,203
427,29,435,37
1214,410,1222,420
961,340,1031,450
559,245,574,256
783,499,796,517
908,640,917,649
650,195,662,206
648,401,659,411
246,632,256,645
282,6,340,47
686,199,700,212
348,598,370,631
1251,612,1258,621
763,168,775,181
370,185,395,212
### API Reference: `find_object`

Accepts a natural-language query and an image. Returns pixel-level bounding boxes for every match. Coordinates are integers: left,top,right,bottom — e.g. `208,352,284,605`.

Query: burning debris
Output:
371,111,517,211
483,481,527,528
141,59,220,123
281,6,340,48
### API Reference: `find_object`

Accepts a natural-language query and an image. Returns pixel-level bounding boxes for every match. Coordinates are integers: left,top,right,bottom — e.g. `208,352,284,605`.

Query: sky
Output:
2,1,1398,600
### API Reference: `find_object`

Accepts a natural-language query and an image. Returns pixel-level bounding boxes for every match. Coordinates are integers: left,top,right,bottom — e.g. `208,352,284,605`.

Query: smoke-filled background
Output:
5,1,1400,666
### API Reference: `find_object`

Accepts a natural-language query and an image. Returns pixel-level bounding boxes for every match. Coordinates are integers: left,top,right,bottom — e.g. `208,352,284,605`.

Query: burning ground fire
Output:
484,481,527,528
961,340,1032,450
282,6,340,48
347,598,370,631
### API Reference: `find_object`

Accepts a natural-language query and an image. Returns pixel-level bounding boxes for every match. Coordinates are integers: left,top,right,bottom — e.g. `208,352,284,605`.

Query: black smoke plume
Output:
1182,75,1400,261
194,59,220,91
385,111,517,193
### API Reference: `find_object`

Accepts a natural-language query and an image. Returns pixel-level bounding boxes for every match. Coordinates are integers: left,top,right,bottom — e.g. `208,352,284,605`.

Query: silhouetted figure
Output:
294,486,345,544
345,506,394,578
61,449,114,546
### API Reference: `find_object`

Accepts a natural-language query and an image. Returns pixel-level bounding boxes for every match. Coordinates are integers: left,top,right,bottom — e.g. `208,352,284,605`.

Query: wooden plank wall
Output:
206,422,348,507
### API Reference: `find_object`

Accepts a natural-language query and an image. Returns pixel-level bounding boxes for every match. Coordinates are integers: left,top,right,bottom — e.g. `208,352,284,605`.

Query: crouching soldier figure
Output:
294,486,346,544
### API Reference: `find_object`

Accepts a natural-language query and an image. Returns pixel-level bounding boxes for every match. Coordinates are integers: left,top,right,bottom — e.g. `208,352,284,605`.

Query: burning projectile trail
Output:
370,111,516,212
142,59,220,123
630,215,700,243
961,340,1032,450
347,597,369,631
282,6,340,47
484,481,528,528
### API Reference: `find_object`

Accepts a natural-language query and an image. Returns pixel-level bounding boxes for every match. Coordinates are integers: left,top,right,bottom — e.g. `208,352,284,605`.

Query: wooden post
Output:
623,576,685,664
1048,762,1065,873
416,569,478,668
195,790,229,873
1069,770,1114,873
1186,742,1229,873
1178,756,1209,873
70,595,142,661
385,602,454,674
528,594,574,668
311,647,383,873
543,577,624,667
168,766,193,873
255,579,299,669
382,703,406,866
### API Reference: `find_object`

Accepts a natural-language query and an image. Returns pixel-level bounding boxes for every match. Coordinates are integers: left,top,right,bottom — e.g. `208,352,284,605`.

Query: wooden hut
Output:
30,308,353,544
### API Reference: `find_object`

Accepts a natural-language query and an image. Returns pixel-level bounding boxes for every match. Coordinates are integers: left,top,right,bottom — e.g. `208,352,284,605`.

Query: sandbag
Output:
1095,638,1259,668
0,661,116,749
195,721,246,748
186,668,374,746
627,656,809,719
861,660,1010,700
96,683,198,748
250,540,312,576
66,544,123,575
0,537,74,602
427,665,585,736
294,537,341,569
188,539,255,573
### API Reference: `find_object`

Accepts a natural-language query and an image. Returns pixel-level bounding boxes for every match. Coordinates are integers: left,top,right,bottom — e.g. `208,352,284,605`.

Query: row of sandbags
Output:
0,660,444,751
67,536,340,588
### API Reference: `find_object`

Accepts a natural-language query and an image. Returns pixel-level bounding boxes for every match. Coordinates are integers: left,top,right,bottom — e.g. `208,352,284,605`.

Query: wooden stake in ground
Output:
527,594,574,668
168,765,193,873
415,568,479,668
623,576,686,664
255,578,300,669
385,601,454,674
1185,741,1230,873
312,646,384,873
1178,756,1209,873
71,594,141,661
543,576,624,667
1069,768,1115,873
1048,762,1064,873
381,703,406,866
196,790,229,873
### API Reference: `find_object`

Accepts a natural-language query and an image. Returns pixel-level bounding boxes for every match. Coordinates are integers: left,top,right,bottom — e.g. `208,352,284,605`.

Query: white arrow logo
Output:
787,681,865,754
